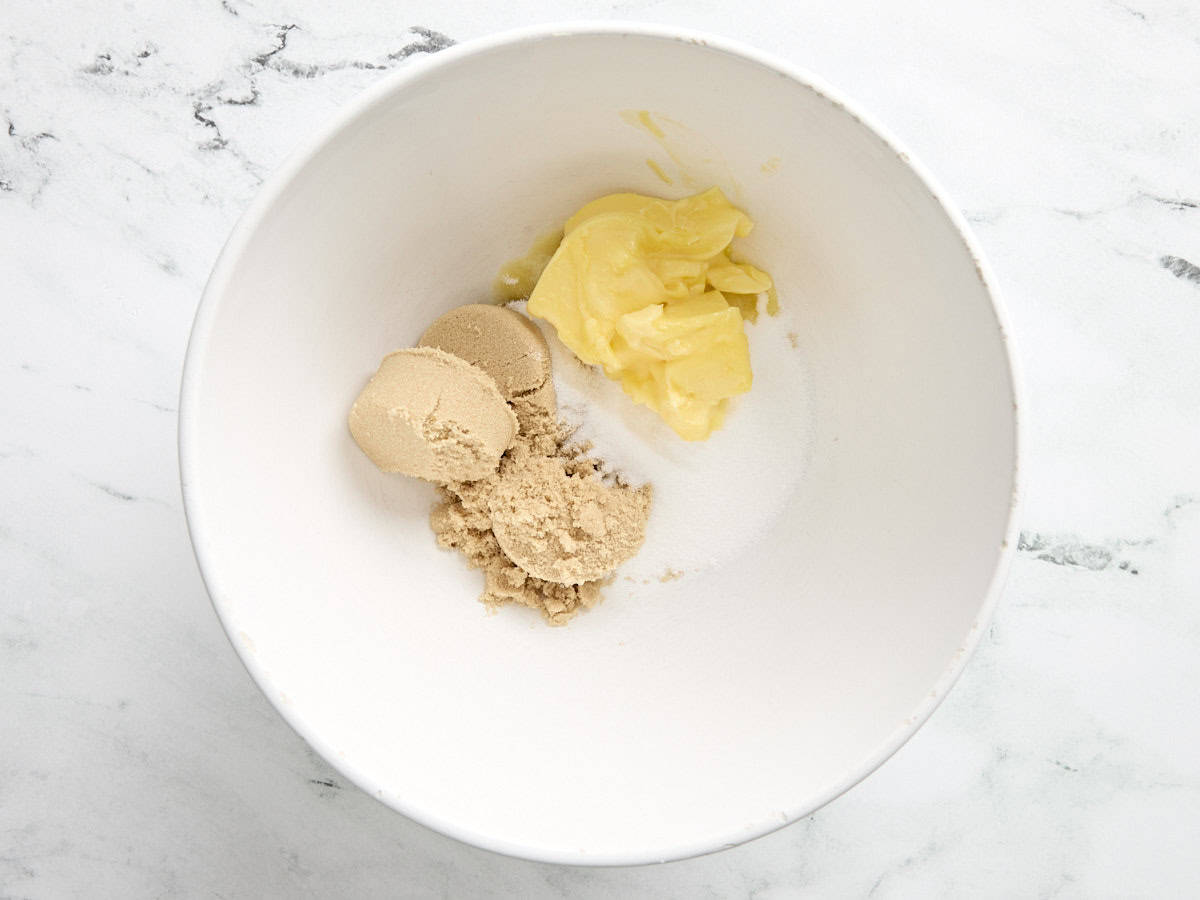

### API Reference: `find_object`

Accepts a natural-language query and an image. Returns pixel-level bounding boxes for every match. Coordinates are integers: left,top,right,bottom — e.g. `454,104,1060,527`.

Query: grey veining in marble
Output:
3,0,1199,896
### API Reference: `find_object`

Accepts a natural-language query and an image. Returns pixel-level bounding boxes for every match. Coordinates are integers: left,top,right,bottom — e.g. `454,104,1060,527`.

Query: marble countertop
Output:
3,0,1198,895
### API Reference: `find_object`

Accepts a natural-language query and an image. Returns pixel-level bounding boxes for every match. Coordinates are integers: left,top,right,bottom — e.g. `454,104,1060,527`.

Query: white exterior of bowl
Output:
180,23,1020,866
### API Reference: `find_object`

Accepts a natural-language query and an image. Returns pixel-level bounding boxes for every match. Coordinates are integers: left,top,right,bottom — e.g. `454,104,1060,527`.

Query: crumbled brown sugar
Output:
425,306,650,625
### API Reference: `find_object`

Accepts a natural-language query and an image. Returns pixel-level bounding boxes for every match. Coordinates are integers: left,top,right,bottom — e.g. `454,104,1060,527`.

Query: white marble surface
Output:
3,0,1198,895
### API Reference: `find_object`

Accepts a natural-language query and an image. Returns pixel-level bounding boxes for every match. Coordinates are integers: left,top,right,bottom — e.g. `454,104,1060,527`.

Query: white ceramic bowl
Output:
180,23,1020,865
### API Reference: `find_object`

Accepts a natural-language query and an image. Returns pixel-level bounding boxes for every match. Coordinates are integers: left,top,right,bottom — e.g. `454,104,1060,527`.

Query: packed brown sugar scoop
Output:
348,303,651,625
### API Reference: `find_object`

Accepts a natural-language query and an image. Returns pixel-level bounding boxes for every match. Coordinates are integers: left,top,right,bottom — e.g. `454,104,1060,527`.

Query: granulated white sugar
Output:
513,301,813,581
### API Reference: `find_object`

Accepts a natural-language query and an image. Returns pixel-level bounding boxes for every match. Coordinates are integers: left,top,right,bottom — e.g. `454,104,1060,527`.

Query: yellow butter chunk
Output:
528,188,773,440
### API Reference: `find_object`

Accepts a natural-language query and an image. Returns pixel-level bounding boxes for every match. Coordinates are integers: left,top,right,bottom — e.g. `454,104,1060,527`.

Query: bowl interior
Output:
182,28,1017,864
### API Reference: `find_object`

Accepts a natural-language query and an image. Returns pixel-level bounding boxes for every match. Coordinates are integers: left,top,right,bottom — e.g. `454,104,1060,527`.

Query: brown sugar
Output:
418,304,551,399
348,347,516,483
488,455,651,585
426,307,650,624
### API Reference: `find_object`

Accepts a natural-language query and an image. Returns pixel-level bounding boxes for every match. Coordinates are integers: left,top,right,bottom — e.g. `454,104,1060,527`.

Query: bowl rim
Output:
179,20,1024,867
